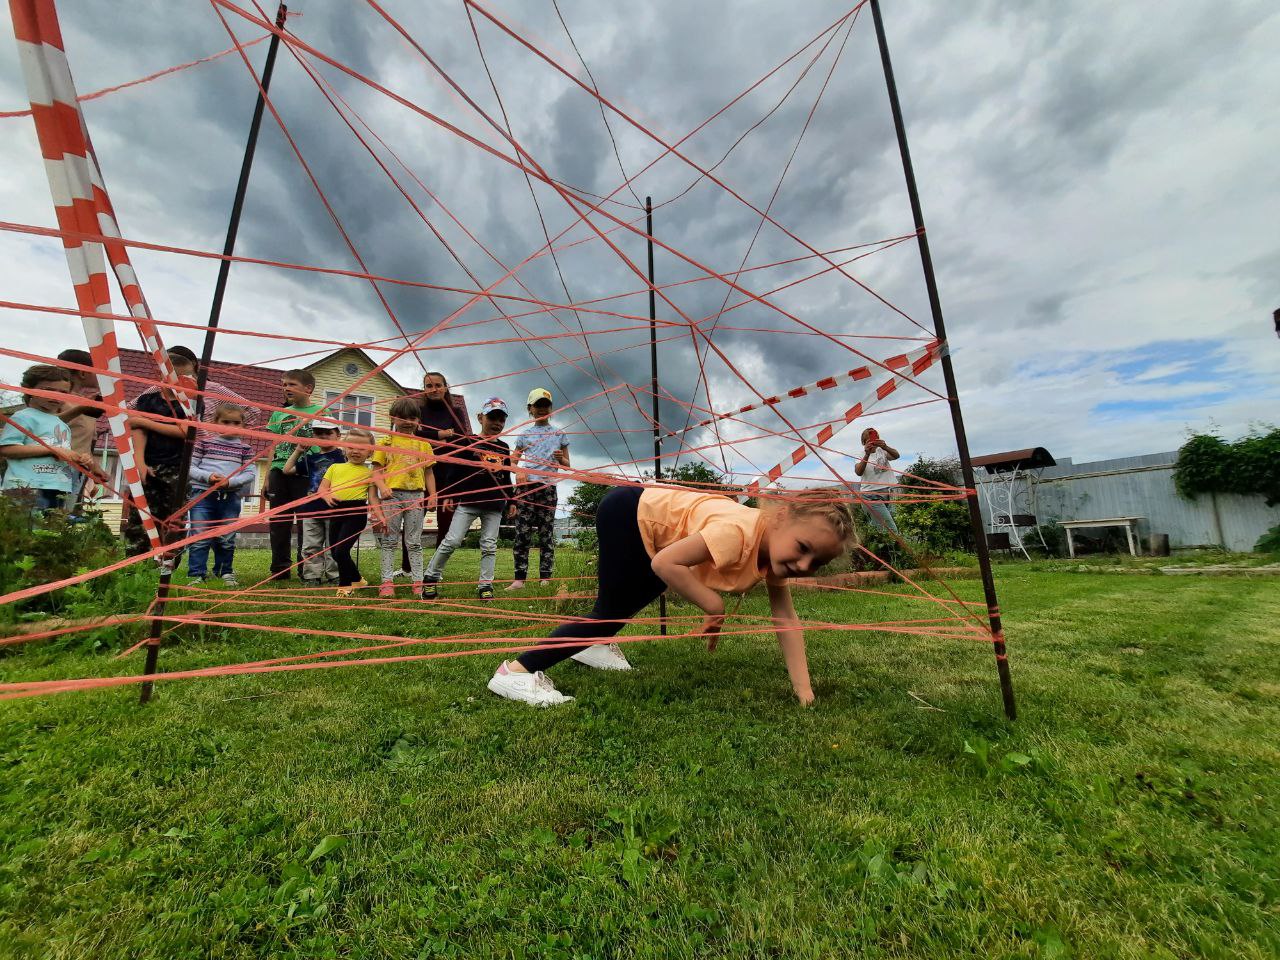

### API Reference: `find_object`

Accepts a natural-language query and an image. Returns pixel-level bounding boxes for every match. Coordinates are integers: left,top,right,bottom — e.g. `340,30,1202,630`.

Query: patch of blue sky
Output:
1107,339,1227,386
1089,339,1255,420
1093,392,1235,418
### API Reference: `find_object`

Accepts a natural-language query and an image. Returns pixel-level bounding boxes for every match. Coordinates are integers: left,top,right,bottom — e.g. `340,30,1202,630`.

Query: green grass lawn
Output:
1,547,1277,959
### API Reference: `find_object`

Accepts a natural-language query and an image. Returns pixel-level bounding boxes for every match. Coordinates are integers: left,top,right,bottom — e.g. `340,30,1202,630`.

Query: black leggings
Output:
327,501,368,587
517,486,666,673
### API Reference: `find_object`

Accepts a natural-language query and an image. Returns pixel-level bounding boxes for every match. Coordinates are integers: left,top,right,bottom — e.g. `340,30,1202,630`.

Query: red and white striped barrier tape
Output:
673,338,942,439
744,339,946,495
11,0,191,548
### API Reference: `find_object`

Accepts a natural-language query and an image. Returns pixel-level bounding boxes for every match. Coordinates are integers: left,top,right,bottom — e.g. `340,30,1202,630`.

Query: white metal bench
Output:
1057,517,1144,558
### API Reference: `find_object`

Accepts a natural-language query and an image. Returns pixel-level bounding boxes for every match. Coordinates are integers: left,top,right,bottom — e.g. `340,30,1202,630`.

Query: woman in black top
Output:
405,371,469,568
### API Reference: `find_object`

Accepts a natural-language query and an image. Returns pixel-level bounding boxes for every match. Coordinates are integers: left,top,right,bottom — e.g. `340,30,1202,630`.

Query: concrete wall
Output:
975,452,1279,552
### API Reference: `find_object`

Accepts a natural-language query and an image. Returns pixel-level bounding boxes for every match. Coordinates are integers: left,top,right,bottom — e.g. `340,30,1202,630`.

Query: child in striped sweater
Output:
186,404,257,587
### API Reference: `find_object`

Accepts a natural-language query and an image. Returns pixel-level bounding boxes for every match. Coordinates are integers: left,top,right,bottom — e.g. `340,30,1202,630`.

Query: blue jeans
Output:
3,487,70,512
187,492,242,578
426,503,503,586
860,492,899,535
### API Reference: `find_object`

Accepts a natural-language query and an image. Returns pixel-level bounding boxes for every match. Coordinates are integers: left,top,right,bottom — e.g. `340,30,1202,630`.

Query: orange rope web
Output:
0,0,1007,704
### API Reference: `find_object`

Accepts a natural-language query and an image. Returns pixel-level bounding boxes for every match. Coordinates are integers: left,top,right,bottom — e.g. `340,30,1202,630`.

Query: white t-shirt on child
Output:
860,448,897,493
515,423,569,485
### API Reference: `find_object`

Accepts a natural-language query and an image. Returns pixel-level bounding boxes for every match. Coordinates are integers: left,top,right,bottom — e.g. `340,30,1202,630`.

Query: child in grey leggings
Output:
371,398,437,598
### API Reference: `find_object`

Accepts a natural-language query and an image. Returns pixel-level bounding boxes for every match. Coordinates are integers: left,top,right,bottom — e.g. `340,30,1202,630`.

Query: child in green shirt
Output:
265,369,326,579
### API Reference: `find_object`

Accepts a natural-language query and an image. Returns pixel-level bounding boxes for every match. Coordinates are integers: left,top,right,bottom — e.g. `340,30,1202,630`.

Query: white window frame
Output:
325,390,376,428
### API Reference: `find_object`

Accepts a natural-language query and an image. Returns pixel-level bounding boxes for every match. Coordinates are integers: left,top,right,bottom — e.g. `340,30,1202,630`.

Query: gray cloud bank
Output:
1,0,1276,489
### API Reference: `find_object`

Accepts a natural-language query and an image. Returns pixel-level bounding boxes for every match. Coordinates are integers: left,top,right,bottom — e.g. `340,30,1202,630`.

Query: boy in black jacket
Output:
422,397,515,600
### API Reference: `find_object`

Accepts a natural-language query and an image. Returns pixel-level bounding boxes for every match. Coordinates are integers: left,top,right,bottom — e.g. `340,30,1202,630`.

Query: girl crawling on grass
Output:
487,484,856,707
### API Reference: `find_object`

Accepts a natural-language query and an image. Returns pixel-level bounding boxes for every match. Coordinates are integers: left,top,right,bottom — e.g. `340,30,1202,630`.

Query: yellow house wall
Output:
307,349,406,437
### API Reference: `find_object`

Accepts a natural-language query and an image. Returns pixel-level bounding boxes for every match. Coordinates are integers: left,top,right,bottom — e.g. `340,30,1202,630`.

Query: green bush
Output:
1174,427,1279,505
1256,523,1280,555
0,493,153,646
850,510,911,572
1029,522,1067,558
894,456,975,554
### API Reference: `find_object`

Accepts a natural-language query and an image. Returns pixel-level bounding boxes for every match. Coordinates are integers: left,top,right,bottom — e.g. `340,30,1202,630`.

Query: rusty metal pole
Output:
869,0,1016,719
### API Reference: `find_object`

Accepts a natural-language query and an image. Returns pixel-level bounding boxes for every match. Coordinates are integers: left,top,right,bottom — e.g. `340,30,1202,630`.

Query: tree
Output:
566,480,611,526
1174,428,1280,506
660,461,725,490
568,461,730,530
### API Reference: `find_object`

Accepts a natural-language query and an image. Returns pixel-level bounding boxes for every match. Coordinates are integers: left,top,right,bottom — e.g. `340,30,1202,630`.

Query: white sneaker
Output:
222,573,239,588
539,579,552,587
487,662,574,706
570,643,632,671
392,568,411,580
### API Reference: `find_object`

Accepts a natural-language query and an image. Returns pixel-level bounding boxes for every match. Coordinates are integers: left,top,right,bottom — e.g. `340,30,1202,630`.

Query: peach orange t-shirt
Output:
637,487,769,592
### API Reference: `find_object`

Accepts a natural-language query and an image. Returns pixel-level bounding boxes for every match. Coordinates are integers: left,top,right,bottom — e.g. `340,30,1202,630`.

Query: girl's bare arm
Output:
768,581,813,705
649,533,723,617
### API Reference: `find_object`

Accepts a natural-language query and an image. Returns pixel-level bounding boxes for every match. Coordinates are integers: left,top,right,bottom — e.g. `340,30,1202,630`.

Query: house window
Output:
325,390,375,428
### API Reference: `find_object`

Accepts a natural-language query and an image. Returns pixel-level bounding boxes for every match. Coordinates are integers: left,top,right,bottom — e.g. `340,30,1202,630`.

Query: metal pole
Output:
140,3,288,704
646,197,667,635
868,0,1016,720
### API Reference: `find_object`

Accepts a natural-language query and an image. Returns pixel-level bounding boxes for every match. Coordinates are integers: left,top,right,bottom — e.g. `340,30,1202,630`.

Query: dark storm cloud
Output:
4,0,1277,477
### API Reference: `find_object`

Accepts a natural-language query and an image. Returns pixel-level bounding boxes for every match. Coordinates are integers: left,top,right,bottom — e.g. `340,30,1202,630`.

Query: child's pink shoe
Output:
378,582,396,599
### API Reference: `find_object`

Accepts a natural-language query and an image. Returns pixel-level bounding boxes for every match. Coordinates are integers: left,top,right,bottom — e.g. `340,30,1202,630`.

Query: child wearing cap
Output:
422,397,515,600
506,388,570,590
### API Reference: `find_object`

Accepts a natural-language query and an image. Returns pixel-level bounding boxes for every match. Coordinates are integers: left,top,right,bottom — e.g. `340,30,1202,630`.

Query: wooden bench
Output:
1057,517,1144,558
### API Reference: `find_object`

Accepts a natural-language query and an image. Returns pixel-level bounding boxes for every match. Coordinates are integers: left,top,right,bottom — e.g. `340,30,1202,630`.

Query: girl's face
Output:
423,375,447,401
764,512,844,579
346,437,370,464
215,413,244,431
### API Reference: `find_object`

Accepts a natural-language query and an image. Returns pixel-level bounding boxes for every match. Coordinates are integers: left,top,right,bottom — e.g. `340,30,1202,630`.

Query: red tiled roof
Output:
93,347,413,459
93,348,285,460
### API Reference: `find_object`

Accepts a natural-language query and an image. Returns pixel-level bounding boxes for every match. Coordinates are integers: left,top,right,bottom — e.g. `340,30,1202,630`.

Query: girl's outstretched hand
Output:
796,688,815,707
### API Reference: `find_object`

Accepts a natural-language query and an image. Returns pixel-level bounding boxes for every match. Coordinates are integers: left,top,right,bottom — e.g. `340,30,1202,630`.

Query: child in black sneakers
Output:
422,397,515,600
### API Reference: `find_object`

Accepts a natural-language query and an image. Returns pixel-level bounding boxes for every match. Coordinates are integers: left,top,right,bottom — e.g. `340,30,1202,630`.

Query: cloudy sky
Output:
1,0,1277,493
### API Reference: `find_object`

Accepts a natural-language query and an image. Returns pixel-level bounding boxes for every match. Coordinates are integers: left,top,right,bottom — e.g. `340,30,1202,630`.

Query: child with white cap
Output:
506,387,569,590
422,397,516,600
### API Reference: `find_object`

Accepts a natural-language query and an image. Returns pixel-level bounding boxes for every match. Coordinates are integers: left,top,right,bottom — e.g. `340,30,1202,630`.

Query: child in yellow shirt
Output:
317,428,385,596
372,398,436,598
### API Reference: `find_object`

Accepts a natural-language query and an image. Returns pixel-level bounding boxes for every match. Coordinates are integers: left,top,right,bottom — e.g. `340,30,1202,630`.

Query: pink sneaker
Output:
378,583,396,599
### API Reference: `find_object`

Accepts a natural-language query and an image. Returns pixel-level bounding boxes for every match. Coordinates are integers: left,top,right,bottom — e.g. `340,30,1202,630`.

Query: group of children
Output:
4,354,877,710
252,371,569,601
0,355,574,606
